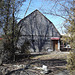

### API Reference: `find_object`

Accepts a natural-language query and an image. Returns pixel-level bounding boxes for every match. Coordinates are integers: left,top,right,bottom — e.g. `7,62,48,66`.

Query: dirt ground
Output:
0,51,70,75
31,51,70,60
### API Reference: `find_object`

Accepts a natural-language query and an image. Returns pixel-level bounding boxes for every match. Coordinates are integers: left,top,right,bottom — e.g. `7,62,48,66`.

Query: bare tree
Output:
40,0,75,32
41,0,75,73
0,0,29,61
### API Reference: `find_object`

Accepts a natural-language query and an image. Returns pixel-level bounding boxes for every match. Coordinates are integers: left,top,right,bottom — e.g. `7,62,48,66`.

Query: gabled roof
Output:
18,9,61,36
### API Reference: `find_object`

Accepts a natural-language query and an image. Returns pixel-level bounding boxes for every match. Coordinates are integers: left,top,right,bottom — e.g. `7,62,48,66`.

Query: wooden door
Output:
53,40,58,51
55,40,58,51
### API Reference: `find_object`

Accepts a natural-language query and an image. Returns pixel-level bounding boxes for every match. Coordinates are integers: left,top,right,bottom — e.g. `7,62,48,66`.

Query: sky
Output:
17,0,66,34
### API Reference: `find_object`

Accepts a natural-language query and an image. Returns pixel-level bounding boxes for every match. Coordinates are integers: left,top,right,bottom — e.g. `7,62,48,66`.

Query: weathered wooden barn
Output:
17,9,61,53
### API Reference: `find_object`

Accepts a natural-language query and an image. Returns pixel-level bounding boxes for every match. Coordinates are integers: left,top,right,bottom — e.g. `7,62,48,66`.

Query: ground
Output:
31,51,69,60
0,51,70,75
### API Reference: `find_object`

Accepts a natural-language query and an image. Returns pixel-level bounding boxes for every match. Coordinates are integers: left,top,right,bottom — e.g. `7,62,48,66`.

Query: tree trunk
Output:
0,57,2,66
12,1,15,61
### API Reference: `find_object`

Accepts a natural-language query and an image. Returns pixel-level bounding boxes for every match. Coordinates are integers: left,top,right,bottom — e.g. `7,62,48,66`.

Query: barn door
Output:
53,40,58,51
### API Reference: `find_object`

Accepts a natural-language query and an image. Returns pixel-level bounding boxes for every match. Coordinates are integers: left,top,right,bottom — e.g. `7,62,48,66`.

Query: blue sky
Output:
17,0,65,34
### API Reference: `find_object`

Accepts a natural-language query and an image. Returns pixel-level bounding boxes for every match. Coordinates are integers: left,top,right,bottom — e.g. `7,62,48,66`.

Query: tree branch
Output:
24,0,32,17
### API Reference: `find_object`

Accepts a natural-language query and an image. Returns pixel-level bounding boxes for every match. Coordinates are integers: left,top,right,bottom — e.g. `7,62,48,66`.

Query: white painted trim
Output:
58,40,60,50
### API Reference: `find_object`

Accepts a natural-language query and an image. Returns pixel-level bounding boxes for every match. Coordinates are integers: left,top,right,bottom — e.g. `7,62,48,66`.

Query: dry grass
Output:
32,51,70,60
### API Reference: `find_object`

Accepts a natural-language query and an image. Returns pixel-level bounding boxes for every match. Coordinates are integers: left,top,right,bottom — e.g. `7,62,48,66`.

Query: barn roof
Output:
18,9,61,36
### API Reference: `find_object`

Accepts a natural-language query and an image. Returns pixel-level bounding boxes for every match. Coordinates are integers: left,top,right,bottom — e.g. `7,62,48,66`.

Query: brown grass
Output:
32,51,70,60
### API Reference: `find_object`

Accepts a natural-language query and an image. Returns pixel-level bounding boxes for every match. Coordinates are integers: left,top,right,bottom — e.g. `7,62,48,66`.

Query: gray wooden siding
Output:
17,10,60,52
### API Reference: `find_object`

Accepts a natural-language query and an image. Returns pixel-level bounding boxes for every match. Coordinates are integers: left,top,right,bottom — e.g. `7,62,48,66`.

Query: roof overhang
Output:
51,37,60,40
0,38,3,40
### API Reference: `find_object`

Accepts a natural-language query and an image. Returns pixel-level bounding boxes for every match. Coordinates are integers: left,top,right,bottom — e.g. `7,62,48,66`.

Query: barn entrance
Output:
51,37,60,51
53,40,58,51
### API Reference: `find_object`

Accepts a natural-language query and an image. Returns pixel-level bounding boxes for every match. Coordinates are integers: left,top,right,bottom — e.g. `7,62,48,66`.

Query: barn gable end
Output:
17,9,61,52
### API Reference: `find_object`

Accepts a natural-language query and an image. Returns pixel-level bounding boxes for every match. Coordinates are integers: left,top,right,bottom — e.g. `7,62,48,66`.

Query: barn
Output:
17,9,61,53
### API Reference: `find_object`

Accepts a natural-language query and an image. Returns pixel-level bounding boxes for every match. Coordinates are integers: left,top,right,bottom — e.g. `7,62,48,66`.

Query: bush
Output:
67,51,75,75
